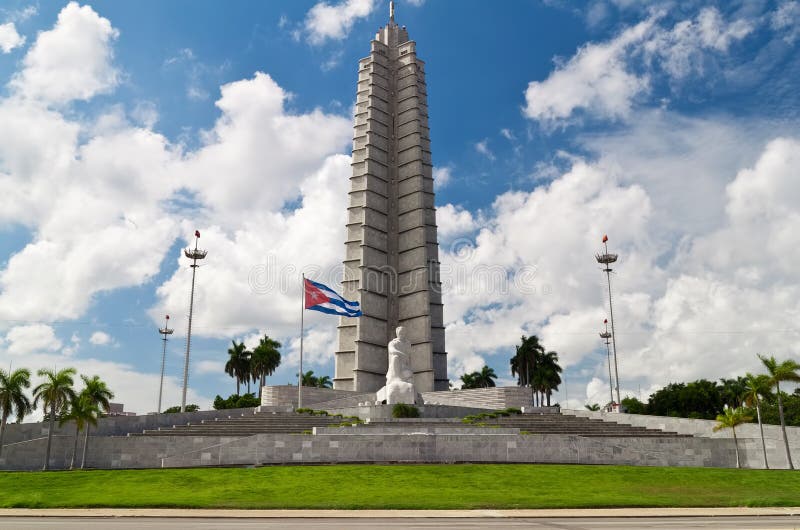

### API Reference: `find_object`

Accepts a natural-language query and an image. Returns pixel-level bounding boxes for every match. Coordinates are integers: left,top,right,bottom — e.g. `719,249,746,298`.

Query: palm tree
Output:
460,372,477,389
59,395,100,470
713,406,753,469
315,375,333,389
0,368,33,458
476,365,497,388
539,351,562,406
759,354,800,470
250,335,281,399
33,368,77,470
719,377,748,408
301,370,318,387
79,375,114,469
742,373,772,469
510,335,544,405
585,403,601,411
224,341,250,395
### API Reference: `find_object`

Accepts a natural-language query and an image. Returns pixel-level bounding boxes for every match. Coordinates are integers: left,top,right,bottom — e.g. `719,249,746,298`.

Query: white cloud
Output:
0,67,350,327
131,101,158,129
1,5,37,24
433,166,452,189
152,154,351,339
645,7,754,81
0,4,353,404
524,17,655,124
284,325,337,369
5,324,62,355
771,1,800,44
89,331,112,346
439,158,655,380
10,2,119,104
500,128,515,141
304,0,376,45
438,131,800,399
195,359,224,375
475,139,495,160
436,204,477,242
579,110,777,237
0,22,24,53
525,7,756,125
184,72,351,221
405,0,425,6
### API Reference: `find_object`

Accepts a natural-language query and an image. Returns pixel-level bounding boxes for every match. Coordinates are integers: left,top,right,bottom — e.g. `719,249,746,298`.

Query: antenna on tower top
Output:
389,0,395,22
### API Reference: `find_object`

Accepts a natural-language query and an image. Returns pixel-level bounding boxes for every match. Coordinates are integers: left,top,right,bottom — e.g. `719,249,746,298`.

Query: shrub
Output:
163,404,199,413
295,408,313,414
213,393,260,410
391,403,420,418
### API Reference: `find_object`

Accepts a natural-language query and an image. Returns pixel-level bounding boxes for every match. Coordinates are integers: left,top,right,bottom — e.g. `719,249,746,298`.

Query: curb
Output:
0,507,799,518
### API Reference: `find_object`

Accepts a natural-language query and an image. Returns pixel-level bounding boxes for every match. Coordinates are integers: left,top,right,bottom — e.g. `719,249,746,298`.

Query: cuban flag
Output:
304,278,362,317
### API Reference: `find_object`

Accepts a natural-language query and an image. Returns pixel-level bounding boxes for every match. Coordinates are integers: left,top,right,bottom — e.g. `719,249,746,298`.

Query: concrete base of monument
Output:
261,385,536,411
323,404,488,419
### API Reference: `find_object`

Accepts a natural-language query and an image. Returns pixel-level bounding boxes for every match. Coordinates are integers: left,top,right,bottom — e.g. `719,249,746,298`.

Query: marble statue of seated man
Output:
376,326,416,405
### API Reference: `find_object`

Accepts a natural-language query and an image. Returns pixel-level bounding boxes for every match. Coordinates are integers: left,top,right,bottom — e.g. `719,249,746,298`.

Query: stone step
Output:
134,411,690,438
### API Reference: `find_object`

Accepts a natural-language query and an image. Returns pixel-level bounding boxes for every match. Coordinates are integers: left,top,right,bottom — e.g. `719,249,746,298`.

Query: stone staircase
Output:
310,392,377,410
130,411,347,437
420,387,533,410
362,414,692,438
131,410,691,438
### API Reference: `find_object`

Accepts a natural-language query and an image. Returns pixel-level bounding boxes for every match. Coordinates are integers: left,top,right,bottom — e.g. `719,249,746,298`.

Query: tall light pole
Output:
599,318,614,405
182,230,207,412
595,235,621,405
157,315,174,414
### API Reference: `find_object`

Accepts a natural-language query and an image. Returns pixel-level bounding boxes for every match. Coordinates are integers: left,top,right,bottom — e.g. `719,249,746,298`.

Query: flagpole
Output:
298,273,305,409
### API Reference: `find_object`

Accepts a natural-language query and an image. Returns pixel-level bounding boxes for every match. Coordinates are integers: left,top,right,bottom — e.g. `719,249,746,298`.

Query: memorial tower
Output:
335,2,447,393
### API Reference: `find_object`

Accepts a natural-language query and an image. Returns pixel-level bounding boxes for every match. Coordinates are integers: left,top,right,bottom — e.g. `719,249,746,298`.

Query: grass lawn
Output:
0,464,798,509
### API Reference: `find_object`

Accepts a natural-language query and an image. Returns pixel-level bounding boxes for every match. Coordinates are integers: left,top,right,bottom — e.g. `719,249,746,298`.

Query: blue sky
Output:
0,0,798,415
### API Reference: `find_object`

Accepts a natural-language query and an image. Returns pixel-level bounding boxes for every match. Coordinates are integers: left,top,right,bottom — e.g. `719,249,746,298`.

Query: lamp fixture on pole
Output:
181,230,207,413
595,234,621,405
157,315,174,414
599,318,614,406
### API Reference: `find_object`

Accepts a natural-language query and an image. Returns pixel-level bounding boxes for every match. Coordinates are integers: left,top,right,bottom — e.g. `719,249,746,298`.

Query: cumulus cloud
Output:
438,133,800,402
10,2,119,104
525,7,756,125
0,22,25,53
5,324,62,355
89,331,112,346
436,204,477,242
440,159,655,379
304,0,376,45
432,166,452,189
524,17,655,124
0,4,353,404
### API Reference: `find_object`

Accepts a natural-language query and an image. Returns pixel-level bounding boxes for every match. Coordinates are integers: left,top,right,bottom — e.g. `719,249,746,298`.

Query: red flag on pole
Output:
195,230,201,238
602,234,608,243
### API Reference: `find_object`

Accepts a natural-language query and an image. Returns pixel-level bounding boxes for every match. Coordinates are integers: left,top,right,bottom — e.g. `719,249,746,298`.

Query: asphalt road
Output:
1,517,799,529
